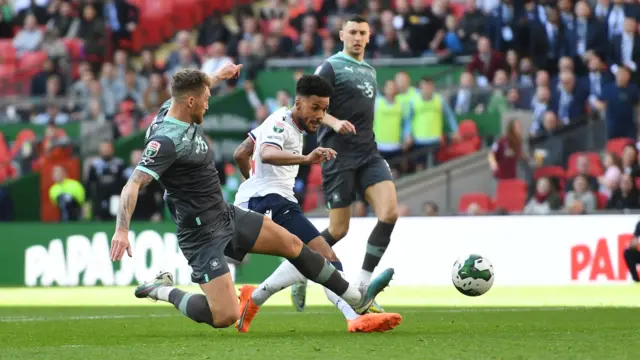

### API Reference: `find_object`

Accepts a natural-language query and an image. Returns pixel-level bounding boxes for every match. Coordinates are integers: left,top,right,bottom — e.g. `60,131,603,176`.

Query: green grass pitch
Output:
1,285,639,360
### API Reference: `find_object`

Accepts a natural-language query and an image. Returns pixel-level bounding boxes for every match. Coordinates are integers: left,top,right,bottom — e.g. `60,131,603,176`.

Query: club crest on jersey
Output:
273,121,285,134
144,141,161,158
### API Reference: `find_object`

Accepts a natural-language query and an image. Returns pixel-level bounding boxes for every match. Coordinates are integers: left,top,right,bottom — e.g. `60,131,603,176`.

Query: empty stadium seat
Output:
18,51,48,77
0,40,16,64
307,164,322,188
494,179,528,213
458,193,493,212
496,178,528,193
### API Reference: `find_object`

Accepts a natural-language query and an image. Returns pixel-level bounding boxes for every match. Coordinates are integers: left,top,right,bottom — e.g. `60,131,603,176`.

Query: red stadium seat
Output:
0,132,9,164
18,51,48,77
458,192,493,212
0,40,16,64
494,190,527,213
534,166,566,190
606,137,635,157
11,129,36,158
302,190,319,212
307,164,322,188
596,192,608,209
496,179,528,193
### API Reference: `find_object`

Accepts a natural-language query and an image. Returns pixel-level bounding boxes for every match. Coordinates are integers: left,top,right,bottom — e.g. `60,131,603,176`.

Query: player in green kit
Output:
290,15,398,313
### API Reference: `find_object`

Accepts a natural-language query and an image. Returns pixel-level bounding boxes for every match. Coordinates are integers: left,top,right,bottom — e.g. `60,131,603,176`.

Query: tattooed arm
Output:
234,136,254,179
115,169,154,232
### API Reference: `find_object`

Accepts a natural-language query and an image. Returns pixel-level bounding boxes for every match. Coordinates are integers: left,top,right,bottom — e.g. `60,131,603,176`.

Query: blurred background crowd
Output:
1,0,640,223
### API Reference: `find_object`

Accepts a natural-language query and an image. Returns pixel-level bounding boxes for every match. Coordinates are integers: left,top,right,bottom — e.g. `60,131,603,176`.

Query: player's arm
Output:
234,135,255,179
261,144,336,165
314,61,357,135
116,136,176,233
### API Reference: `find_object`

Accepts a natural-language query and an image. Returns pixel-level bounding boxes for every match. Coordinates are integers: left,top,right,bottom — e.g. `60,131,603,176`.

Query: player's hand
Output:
214,62,243,81
304,147,337,164
110,229,132,261
332,120,356,135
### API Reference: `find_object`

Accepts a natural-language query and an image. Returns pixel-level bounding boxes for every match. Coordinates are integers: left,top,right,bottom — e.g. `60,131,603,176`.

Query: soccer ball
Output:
451,254,494,297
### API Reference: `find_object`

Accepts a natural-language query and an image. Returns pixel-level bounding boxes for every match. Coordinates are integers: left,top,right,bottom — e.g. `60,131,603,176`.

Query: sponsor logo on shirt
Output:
273,121,285,134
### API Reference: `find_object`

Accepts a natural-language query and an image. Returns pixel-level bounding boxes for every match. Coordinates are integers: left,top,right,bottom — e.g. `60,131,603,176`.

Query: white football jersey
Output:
234,107,304,205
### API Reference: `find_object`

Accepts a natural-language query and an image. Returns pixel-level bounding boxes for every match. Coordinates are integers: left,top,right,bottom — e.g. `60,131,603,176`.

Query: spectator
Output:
363,0,382,33
533,110,562,138
516,57,535,87
621,144,640,176
266,19,294,57
606,0,626,40
564,174,597,213
235,39,261,84
524,177,562,215
201,41,233,75
530,7,563,74
35,103,70,125
301,14,323,54
13,14,44,56
595,66,639,140
143,73,170,113
295,32,318,57
395,71,419,110
69,4,105,42
31,58,62,96
104,0,139,47
405,77,459,170
558,0,575,32
599,152,623,198
450,72,483,115
86,98,106,124
165,31,200,71
113,49,129,79
167,48,199,78
85,140,126,221
197,11,231,47
423,201,439,216
398,204,411,216
44,74,64,99
228,16,260,58
121,66,147,105
49,165,85,221
457,0,487,54
486,0,517,52
606,173,640,209
565,1,607,72
466,202,483,215
100,62,125,101
70,68,94,102
47,0,75,38
264,89,292,113
443,14,464,55
41,28,68,66
551,71,588,125
609,16,640,82
88,79,117,118
489,118,523,180
322,36,337,58
139,49,164,78
326,0,360,19
41,120,69,155
467,36,506,85
529,86,552,134
566,154,600,192
585,53,614,113
485,69,510,113
291,0,323,33
15,0,48,25
123,149,164,222
622,223,640,282
505,49,519,81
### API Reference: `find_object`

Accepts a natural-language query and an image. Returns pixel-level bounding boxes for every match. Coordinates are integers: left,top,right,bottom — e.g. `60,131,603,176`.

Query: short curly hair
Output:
296,75,334,98
170,69,211,98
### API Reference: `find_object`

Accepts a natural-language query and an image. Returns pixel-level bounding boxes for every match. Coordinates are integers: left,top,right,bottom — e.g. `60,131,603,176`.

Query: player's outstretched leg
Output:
237,217,400,331
135,272,217,328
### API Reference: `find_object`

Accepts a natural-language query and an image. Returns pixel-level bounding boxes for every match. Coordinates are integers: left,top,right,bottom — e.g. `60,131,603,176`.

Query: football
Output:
451,254,495,296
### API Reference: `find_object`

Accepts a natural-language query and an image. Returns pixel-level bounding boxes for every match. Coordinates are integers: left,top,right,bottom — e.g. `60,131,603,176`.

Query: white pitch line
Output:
0,307,585,323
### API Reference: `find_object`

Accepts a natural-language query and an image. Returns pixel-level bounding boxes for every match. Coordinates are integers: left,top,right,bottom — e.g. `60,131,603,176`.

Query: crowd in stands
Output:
3,0,640,220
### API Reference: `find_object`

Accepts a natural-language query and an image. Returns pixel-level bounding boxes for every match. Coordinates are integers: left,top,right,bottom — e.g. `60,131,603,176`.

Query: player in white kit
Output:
233,75,402,333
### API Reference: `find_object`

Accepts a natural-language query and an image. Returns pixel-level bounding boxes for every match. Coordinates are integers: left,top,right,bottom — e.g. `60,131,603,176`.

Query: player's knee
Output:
329,223,349,241
281,233,304,258
378,205,399,224
212,309,239,328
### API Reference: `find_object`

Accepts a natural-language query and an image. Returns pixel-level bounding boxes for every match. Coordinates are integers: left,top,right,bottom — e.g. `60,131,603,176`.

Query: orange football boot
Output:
347,312,403,333
236,285,260,333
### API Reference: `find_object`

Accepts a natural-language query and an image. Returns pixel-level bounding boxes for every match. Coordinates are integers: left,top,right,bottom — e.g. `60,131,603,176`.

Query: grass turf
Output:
0,285,638,360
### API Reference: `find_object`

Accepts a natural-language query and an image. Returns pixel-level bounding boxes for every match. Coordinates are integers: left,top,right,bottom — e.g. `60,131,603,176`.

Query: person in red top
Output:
488,119,523,180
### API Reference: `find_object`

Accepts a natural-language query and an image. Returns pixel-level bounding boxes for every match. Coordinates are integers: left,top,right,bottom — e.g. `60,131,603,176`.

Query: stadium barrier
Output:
2,215,637,287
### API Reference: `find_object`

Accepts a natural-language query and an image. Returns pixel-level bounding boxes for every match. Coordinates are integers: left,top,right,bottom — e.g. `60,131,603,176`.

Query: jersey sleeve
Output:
135,135,177,181
257,118,287,150
314,61,336,87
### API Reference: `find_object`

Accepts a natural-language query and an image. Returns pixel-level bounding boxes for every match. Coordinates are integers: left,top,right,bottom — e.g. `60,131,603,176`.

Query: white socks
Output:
252,261,305,306
358,270,373,286
156,286,175,302
324,287,359,321
250,260,362,321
